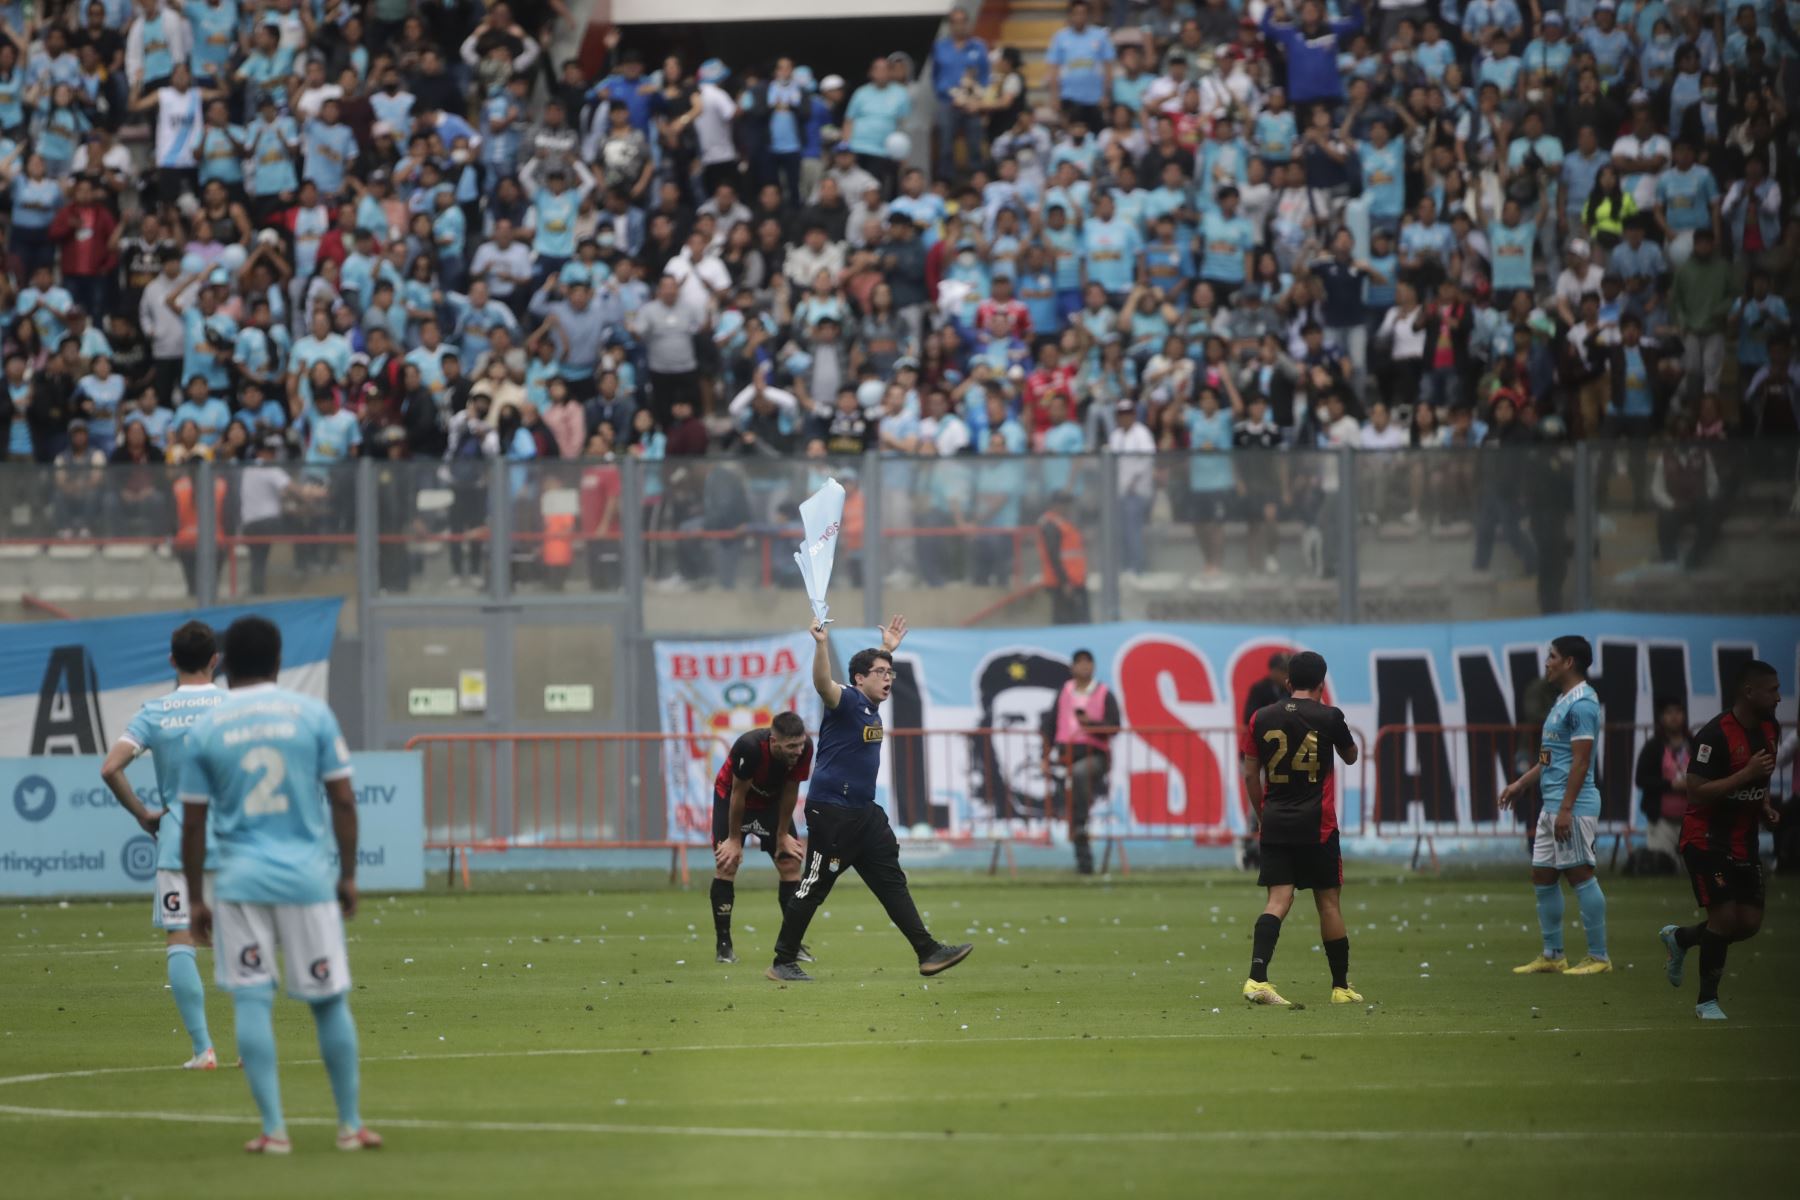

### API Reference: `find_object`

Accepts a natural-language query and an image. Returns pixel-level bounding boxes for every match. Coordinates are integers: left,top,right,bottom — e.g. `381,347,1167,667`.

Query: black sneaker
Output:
796,943,816,963
715,940,736,964
918,942,974,977
765,961,813,982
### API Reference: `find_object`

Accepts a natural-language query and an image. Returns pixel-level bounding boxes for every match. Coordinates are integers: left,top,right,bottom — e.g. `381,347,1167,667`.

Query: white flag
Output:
793,478,846,624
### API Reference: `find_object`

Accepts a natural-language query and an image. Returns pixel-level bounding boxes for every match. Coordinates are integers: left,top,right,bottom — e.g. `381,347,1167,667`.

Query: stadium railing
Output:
407,725,1372,884
407,730,738,887
1369,722,1656,870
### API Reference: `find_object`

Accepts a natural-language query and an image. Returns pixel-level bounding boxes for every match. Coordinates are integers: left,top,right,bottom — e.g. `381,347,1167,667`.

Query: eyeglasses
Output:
865,669,895,679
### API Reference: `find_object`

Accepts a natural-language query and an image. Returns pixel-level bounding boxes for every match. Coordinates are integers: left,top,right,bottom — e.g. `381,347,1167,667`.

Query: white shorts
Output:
152,870,215,931
1531,810,1599,870
213,900,351,1000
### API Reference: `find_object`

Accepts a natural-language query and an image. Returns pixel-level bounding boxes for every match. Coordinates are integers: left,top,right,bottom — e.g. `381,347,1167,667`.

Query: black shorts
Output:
1682,844,1765,910
711,795,790,857
1258,831,1342,891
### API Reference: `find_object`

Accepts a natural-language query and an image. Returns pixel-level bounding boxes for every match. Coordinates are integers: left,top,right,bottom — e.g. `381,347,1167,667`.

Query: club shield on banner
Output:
793,478,846,625
0,599,342,758
0,752,424,897
655,634,823,844
827,614,1800,842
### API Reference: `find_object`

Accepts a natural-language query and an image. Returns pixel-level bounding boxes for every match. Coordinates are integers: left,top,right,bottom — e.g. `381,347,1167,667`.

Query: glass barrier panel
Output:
212,460,358,605
1351,442,1569,621
1592,435,1800,614
506,459,626,597
639,455,863,633
371,458,492,597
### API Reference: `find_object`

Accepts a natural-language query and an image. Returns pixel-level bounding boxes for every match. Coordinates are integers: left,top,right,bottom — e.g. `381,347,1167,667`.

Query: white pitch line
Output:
0,1104,1795,1145
2,1028,1795,1091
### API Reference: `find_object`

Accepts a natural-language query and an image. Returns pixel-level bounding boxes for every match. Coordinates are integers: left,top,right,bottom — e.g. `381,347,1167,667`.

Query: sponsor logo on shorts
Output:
309,957,331,982
828,857,840,873
162,890,183,913
240,944,263,970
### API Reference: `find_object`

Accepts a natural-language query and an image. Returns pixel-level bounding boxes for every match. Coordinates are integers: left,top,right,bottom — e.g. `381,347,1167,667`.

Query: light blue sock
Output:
232,986,285,1136
1534,883,1565,958
1573,876,1608,960
166,944,211,1056
310,994,361,1131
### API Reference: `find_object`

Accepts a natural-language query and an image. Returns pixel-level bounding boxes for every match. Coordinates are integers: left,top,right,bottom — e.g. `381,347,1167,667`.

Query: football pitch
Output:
3,868,1795,1199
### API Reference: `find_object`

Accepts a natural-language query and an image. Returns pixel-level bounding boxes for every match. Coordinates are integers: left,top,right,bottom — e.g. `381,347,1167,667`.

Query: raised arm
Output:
810,618,842,709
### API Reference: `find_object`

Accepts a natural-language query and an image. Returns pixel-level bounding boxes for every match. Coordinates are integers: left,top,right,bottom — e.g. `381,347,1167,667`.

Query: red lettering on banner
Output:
672,655,697,680
1118,640,1222,827
770,649,799,674
741,653,767,676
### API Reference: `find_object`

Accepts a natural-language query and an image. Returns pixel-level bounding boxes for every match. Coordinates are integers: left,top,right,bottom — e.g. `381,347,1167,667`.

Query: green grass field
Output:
3,867,1796,1199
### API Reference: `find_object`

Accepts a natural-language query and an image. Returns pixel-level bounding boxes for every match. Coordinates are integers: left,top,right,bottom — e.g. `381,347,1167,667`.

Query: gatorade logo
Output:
12,775,56,822
162,890,183,913
309,958,331,982
240,944,263,970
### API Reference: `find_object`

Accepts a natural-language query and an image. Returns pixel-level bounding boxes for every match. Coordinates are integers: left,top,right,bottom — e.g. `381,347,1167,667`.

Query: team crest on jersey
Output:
240,944,262,970
309,957,331,982
862,725,884,743
1696,743,1712,764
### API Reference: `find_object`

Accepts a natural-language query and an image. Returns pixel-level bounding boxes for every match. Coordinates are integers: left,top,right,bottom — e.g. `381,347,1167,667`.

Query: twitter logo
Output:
13,776,56,822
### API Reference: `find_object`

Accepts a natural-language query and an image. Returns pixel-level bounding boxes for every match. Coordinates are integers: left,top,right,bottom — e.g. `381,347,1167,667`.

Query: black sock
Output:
1674,922,1706,950
1697,927,1729,1004
1250,913,1282,983
779,879,798,914
1324,937,1350,989
710,879,734,942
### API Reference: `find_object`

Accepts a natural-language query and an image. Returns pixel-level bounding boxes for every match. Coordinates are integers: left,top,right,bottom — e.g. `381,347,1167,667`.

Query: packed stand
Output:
0,0,1794,597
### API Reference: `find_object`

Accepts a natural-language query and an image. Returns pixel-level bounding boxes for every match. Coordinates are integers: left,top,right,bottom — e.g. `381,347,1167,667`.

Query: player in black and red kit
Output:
1659,661,1783,1020
1238,650,1361,1007
711,711,813,965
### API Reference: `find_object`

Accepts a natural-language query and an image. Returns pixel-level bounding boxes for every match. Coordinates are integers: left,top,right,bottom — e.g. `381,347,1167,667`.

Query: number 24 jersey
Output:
1241,698,1356,844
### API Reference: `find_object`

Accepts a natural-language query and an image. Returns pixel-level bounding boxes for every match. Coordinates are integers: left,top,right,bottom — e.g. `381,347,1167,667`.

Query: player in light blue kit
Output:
100,620,227,1070
178,616,380,1155
1499,635,1612,976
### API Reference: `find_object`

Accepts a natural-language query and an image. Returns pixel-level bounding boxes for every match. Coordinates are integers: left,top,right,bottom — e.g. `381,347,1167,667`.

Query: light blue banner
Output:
0,598,342,756
828,613,1800,838
0,752,424,898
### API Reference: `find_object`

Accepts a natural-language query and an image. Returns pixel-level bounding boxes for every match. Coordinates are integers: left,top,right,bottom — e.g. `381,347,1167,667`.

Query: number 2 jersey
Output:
1241,698,1356,844
177,684,353,906
713,728,814,814
1682,711,1781,862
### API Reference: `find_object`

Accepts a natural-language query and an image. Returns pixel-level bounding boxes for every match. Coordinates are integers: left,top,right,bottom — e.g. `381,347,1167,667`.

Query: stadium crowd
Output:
0,0,1795,590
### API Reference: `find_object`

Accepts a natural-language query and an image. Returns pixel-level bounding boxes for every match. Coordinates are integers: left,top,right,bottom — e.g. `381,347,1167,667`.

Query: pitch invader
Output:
1501,636,1612,976
766,614,973,982
1238,651,1363,1006
178,616,380,1154
100,621,228,1069
1661,661,1783,1020
712,712,814,965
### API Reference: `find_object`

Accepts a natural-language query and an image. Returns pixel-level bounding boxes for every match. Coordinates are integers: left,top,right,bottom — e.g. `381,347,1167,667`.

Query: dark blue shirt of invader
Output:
808,685,883,807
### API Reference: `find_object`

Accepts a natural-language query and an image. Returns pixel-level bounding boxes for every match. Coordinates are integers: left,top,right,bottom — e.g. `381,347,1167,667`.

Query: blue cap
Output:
698,58,728,85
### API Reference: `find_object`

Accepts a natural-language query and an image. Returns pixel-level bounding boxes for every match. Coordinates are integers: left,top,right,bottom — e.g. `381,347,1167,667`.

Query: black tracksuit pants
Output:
774,801,936,964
